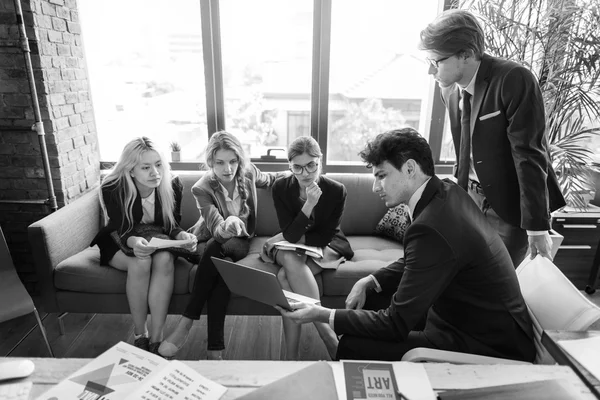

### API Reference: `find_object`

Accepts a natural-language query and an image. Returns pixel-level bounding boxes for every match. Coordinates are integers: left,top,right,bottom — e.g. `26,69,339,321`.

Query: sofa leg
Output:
57,312,68,335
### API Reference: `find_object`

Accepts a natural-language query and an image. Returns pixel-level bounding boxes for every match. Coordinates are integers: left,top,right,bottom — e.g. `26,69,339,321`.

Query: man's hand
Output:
274,302,330,324
345,277,371,310
176,231,198,252
528,231,553,260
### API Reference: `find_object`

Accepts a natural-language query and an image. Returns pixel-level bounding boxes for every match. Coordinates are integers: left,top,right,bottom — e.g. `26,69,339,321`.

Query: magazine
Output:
36,342,227,400
334,360,436,400
273,240,323,259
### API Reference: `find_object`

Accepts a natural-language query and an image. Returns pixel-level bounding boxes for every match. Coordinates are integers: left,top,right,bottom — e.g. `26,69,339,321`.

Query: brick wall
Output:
0,0,100,292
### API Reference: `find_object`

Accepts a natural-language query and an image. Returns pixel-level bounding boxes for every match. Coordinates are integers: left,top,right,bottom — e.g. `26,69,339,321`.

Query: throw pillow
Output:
375,204,410,242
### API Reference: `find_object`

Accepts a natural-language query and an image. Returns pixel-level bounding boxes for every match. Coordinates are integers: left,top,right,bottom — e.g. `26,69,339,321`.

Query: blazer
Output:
442,54,565,231
91,175,184,265
191,164,282,243
272,175,354,259
334,176,536,362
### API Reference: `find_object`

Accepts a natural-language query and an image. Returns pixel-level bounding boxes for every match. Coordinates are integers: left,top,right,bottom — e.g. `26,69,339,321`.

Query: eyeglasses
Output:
290,161,319,175
426,55,452,69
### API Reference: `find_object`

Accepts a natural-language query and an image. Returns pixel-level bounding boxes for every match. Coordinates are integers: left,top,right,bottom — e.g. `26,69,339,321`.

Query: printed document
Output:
36,342,227,400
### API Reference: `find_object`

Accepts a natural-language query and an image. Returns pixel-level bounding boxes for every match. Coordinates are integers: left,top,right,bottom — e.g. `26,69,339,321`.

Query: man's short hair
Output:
419,9,485,60
359,128,435,176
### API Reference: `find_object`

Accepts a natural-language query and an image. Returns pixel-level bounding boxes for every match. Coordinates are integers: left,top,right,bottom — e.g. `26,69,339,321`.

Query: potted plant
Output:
460,0,600,209
170,141,181,162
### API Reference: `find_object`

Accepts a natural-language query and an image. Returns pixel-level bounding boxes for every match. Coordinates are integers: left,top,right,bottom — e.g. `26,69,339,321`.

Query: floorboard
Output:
225,316,282,360
0,313,40,356
1,291,599,361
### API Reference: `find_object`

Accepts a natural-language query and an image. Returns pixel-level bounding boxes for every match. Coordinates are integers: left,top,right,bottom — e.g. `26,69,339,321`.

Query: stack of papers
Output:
148,237,195,249
558,335,600,380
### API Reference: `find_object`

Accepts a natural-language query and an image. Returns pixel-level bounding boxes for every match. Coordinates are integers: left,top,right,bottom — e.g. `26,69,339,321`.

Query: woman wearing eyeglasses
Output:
266,136,354,360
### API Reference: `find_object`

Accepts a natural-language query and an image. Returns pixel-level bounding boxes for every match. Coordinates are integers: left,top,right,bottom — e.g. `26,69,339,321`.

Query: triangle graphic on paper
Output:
70,363,115,392
119,358,128,365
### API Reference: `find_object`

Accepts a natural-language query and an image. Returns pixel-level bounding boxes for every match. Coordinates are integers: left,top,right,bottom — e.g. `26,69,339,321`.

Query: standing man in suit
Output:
277,128,535,361
419,9,565,267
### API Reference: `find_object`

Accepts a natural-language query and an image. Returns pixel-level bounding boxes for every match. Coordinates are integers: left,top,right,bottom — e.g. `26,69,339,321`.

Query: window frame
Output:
99,0,456,174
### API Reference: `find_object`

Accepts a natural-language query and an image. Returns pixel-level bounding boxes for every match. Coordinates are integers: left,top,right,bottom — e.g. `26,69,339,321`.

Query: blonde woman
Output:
91,137,197,354
159,131,281,360
268,136,354,360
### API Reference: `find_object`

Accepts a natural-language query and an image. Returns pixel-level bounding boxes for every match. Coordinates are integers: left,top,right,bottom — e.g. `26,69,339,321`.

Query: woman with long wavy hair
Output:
91,137,197,354
159,131,282,360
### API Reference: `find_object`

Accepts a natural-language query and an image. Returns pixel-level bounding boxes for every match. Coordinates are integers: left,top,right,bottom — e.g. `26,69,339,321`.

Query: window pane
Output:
440,114,456,163
327,0,439,164
79,0,208,162
220,0,313,159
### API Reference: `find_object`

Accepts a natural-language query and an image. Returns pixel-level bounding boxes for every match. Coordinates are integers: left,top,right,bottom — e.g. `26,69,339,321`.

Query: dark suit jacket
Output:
442,54,565,231
91,176,184,265
334,176,536,362
272,175,354,259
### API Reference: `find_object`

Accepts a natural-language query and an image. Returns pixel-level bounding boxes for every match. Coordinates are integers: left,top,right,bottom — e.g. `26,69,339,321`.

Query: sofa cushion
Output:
322,236,403,296
55,246,194,295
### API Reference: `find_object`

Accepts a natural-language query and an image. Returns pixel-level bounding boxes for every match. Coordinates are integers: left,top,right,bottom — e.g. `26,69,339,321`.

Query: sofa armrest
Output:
28,189,101,312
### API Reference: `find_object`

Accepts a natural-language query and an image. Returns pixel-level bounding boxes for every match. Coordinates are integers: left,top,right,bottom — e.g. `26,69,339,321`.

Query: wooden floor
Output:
0,309,330,361
2,291,600,361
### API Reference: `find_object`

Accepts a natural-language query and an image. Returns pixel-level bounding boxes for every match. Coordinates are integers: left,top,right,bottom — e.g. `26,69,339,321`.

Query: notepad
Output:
147,237,195,249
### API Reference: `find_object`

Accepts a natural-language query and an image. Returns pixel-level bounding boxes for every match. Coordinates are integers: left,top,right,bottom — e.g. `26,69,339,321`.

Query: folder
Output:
236,362,338,400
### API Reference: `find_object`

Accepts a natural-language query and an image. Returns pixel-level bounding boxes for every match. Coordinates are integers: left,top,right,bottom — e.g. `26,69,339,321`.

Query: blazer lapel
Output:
412,176,442,221
471,54,492,133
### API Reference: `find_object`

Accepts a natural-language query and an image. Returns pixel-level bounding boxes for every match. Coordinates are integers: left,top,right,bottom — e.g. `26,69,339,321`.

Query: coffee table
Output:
4,358,599,399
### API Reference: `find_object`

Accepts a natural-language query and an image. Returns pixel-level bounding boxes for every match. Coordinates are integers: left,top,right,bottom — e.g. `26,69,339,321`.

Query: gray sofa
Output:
28,172,403,316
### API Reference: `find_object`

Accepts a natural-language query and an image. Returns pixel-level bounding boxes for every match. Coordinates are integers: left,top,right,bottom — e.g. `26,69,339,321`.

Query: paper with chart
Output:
148,237,195,249
558,335,600,380
36,341,226,400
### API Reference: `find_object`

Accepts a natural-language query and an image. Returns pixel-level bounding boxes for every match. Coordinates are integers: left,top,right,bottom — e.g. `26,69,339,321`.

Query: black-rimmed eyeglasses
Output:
426,55,451,69
290,162,319,175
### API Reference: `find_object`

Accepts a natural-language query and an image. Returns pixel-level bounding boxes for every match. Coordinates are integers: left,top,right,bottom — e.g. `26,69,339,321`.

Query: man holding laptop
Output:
277,128,535,362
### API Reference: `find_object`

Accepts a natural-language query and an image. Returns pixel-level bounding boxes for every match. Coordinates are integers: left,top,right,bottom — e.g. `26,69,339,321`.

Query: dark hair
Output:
287,136,322,161
359,128,435,176
419,9,485,60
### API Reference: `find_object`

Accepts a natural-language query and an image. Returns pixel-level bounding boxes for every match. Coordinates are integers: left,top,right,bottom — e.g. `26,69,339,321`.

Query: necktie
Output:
457,91,472,189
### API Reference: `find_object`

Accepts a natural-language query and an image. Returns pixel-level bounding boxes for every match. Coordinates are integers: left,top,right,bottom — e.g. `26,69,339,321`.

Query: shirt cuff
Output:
370,274,382,293
215,223,228,239
527,230,547,236
329,309,336,330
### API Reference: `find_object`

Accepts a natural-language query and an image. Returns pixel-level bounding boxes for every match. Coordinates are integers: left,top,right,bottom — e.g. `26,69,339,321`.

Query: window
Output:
82,0,451,168
79,0,208,161
220,0,313,159
326,0,439,165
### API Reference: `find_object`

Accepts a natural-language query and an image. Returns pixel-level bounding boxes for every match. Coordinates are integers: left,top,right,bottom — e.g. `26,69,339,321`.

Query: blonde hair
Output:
101,137,176,235
205,131,250,219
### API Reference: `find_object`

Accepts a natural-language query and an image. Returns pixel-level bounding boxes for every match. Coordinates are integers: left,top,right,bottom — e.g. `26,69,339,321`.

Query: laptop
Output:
211,257,320,311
